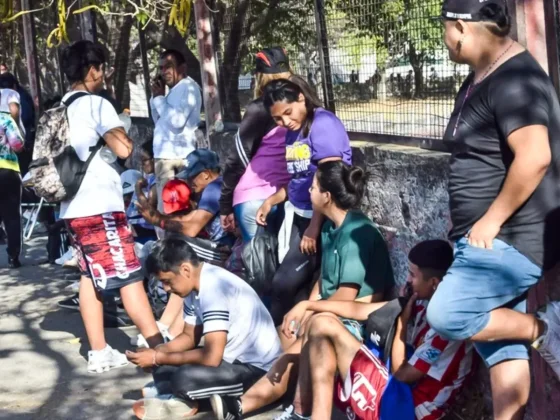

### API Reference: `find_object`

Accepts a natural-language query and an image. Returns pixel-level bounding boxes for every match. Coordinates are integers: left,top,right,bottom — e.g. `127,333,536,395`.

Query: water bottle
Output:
99,146,117,164
119,109,132,134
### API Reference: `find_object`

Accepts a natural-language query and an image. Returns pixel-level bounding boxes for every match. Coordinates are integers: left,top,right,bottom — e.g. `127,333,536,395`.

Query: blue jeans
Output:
427,237,542,367
233,200,282,243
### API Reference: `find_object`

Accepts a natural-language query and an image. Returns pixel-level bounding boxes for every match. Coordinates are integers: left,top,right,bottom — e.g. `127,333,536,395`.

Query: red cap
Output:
162,179,191,215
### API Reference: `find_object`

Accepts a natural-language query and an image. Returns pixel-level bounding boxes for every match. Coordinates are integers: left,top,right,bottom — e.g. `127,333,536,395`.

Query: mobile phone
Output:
404,283,414,299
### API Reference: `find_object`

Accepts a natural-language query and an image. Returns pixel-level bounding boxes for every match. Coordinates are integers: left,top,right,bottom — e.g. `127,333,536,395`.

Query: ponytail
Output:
316,161,367,210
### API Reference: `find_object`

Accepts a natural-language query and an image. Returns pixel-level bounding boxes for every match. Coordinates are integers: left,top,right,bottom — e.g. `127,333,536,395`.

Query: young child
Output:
212,240,474,420
125,141,158,243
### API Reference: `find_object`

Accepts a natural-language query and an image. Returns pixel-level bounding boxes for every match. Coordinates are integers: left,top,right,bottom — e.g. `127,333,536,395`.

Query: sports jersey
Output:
335,300,473,420
408,301,474,420
183,263,282,371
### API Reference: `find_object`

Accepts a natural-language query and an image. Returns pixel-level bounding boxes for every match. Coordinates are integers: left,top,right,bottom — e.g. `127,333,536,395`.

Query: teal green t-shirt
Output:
320,210,394,299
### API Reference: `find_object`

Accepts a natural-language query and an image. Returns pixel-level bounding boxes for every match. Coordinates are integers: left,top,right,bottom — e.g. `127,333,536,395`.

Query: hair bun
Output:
348,166,365,187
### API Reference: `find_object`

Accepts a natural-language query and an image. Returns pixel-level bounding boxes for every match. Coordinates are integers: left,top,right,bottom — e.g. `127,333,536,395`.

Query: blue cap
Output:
177,149,220,180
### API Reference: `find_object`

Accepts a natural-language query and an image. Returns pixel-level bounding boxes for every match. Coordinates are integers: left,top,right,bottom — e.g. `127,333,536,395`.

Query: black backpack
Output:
242,226,279,296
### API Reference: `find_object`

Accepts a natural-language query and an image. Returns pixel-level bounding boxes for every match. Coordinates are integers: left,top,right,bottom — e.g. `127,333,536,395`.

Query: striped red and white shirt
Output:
408,300,474,420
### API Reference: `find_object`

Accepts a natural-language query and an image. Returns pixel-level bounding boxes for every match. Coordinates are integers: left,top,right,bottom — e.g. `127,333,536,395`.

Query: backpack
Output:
29,92,104,203
242,226,279,296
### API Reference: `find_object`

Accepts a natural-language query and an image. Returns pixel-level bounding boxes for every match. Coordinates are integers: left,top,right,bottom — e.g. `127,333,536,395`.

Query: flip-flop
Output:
132,395,198,420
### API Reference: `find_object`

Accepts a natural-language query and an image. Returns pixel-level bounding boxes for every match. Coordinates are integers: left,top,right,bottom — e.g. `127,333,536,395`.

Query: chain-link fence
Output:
217,0,469,143
2,0,470,144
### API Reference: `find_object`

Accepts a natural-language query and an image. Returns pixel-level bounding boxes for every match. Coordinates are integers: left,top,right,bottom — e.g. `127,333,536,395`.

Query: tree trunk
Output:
412,65,423,99
220,0,252,122
112,15,134,109
408,43,424,99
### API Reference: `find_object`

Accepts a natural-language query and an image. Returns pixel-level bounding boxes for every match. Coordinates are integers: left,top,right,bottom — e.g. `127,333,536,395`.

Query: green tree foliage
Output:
334,0,444,96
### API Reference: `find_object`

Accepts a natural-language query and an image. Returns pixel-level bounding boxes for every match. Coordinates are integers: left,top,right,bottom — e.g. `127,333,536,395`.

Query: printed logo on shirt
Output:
418,347,442,364
286,141,311,174
346,407,357,420
350,372,379,413
369,331,381,347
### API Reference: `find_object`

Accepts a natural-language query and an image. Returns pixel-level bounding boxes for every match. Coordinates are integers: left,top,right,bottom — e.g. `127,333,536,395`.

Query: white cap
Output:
121,169,142,195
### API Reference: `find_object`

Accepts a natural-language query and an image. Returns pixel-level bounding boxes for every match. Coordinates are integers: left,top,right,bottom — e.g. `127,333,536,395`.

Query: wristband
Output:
159,218,166,229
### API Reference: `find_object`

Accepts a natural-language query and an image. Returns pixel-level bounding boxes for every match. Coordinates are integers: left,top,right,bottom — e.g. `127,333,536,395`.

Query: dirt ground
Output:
0,236,286,420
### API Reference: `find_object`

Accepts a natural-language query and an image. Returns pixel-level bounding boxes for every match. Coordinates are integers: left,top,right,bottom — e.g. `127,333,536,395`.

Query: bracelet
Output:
153,349,160,367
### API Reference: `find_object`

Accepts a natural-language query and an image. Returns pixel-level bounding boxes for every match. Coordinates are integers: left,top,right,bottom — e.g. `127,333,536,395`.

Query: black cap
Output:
366,298,408,363
255,47,290,75
441,0,507,21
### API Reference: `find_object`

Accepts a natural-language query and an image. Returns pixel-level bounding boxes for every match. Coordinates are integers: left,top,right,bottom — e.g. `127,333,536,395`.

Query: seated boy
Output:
136,148,235,264
125,141,158,242
127,236,282,420
212,240,474,420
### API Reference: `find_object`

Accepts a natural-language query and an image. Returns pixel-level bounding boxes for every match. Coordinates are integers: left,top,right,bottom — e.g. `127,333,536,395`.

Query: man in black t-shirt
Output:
427,1,560,419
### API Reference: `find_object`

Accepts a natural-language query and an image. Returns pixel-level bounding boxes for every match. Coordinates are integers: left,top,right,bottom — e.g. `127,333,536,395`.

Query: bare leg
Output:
471,308,544,343
79,275,106,351
490,360,530,420
292,336,313,415
120,281,163,348
305,314,362,419
159,293,184,327
240,337,303,414
168,310,185,339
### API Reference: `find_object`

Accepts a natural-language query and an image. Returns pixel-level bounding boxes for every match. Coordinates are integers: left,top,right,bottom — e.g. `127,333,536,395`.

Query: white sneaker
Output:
65,281,80,294
63,254,78,268
274,405,310,420
87,345,129,373
534,301,560,380
55,248,74,266
132,395,198,419
142,382,159,398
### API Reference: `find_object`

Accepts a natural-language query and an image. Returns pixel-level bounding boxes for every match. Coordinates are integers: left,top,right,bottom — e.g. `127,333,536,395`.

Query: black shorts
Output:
153,360,266,400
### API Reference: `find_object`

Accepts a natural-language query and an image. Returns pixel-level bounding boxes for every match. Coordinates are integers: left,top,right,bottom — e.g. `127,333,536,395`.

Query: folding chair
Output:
22,197,46,240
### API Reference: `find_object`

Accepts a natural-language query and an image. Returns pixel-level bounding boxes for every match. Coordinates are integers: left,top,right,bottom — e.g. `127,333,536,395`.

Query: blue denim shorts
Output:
341,318,365,342
426,237,542,367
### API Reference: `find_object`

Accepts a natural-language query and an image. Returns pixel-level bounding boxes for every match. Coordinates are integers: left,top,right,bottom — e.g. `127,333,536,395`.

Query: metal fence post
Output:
313,0,336,113
21,0,41,110
78,0,97,42
138,22,152,120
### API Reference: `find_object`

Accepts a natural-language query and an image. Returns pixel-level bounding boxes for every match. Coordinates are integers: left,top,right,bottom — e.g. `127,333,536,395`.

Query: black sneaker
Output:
210,394,242,420
8,257,21,269
58,295,80,311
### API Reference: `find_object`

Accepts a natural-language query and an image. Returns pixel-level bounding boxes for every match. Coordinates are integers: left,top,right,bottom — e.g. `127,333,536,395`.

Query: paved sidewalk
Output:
0,237,284,420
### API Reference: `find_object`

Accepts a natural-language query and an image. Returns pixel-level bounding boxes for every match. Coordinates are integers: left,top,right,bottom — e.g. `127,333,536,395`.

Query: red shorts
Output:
334,345,389,420
67,212,143,291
